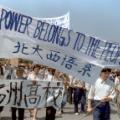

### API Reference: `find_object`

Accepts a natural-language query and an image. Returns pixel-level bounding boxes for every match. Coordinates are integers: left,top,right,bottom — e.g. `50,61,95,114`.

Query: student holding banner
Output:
67,75,74,104
11,66,25,120
27,64,41,120
87,68,116,120
45,68,57,120
55,71,69,115
59,73,69,114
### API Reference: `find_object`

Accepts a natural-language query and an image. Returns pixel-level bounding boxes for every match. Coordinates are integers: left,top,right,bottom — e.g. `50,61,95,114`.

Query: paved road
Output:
0,102,119,120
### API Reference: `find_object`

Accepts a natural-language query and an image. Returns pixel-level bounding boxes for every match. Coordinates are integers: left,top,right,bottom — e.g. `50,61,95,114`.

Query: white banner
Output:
0,39,102,84
0,6,119,67
0,80,63,109
0,6,119,83
36,12,70,29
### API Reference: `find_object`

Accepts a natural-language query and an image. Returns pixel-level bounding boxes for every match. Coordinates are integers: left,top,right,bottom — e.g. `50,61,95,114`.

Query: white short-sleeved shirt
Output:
27,72,41,81
88,77,116,100
47,74,53,81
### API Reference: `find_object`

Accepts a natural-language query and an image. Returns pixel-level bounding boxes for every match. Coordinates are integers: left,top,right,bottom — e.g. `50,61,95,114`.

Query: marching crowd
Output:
0,62,120,120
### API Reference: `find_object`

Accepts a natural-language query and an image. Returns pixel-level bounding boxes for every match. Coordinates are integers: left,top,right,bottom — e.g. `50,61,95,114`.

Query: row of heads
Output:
101,68,120,76
16,65,120,76
16,64,56,73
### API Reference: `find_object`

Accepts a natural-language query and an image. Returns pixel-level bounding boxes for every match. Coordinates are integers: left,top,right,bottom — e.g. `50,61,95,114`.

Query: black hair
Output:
101,68,111,73
33,64,41,70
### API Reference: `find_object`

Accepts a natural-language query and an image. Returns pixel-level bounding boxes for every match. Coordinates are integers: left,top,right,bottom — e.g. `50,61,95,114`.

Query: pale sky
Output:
0,0,120,43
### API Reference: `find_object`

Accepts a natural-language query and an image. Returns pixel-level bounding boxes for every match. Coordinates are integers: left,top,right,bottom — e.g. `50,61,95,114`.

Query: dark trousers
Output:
74,103,79,113
80,95,86,112
67,87,73,104
93,101,110,120
74,102,86,113
45,107,56,120
0,107,3,112
81,103,85,112
11,107,24,120
73,88,86,113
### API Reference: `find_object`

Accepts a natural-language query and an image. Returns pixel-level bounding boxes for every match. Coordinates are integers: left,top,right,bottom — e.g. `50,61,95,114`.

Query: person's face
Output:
34,67,40,74
101,71,111,80
48,68,53,74
16,70,24,78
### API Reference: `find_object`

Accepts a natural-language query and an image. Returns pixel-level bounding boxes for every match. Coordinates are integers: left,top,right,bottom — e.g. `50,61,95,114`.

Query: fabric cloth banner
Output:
36,12,70,29
0,6,119,67
0,39,102,84
0,80,63,109
0,6,119,84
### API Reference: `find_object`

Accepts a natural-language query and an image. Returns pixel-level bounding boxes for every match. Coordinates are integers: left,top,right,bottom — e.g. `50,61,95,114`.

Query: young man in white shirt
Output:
87,68,116,120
